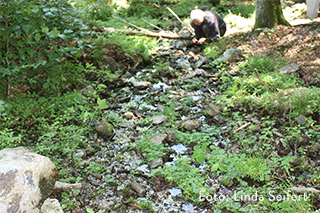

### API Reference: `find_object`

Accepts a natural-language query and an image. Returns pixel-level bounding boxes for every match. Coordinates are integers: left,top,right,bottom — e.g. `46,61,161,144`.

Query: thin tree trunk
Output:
254,0,290,29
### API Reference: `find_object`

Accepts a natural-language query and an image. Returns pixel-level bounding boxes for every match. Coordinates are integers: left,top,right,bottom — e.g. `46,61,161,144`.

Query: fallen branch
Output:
235,122,251,132
93,26,192,40
290,186,320,195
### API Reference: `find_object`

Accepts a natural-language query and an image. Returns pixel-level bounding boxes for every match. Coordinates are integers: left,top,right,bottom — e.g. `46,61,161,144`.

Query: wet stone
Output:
295,114,306,125
149,134,167,144
132,81,152,89
73,149,86,159
204,103,222,116
152,115,168,124
124,111,134,119
165,129,177,143
131,182,145,194
102,56,118,72
213,115,225,124
279,64,300,74
95,121,114,139
150,158,163,169
77,161,90,168
181,120,200,131
252,117,261,125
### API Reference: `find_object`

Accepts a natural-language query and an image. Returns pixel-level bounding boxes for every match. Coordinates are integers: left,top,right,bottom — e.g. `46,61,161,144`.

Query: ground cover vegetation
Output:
0,0,319,212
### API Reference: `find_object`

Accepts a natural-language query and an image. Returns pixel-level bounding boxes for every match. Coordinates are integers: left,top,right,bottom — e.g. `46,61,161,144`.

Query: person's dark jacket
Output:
191,11,226,43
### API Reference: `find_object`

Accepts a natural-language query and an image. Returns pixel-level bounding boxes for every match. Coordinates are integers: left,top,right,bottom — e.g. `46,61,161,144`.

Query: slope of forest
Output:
0,0,319,212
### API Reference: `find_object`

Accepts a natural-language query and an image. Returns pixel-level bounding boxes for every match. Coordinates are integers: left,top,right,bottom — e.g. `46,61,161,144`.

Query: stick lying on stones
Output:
93,26,192,40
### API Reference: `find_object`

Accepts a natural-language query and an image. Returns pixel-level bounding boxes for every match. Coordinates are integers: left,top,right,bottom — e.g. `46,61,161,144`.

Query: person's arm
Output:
191,23,203,40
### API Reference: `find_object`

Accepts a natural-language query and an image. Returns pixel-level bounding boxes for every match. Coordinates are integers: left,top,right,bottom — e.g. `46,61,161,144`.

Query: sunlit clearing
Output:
111,0,129,9
224,12,255,34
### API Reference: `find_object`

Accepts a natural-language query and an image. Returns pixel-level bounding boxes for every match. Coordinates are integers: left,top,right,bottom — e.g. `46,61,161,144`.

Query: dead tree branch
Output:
93,26,192,40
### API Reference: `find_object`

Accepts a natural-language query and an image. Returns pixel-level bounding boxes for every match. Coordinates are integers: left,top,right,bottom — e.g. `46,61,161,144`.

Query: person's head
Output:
190,9,205,26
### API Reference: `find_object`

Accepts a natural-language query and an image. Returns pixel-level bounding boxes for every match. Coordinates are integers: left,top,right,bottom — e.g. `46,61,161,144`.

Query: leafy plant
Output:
153,156,211,201
192,143,208,165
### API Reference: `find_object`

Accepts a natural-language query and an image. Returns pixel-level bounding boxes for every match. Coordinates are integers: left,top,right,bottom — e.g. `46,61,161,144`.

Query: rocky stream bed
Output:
70,40,246,212
60,27,320,212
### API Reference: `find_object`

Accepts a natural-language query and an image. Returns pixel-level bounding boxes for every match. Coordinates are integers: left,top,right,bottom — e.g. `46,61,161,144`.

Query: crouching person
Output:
190,8,226,44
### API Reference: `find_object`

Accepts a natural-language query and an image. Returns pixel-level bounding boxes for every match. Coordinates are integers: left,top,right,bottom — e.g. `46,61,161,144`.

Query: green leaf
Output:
15,14,23,23
49,27,60,38
41,25,49,33
31,9,39,14
57,34,66,40
97,97,108,110
192,143,207,165
27,48,34,57
22,25,32,34
34,33,41,42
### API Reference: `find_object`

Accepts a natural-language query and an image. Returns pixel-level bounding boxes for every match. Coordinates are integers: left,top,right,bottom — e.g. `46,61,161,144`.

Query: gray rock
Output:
182,120,200,131
97,199,114,209
0,147,58,213
204,103,222,116
73,149,86,159
165,129,177,143
40,198,63,213
279,64,300,74
149,134,167,144
124,112,134,120
176,58,192,71
213,115,225,124
76,160,90,168
131,182,145,194
102,56,118,72
195,56,207,68
150,158,163,169
95,121,114,139
152,115,168,124
54,181,82,193
80,85,94,96
295,115,306,125
252,117,261,125
215,48,241,63
132,81,152,89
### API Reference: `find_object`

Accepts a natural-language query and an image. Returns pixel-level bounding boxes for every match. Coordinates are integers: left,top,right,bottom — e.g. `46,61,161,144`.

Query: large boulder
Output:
0,147,58,213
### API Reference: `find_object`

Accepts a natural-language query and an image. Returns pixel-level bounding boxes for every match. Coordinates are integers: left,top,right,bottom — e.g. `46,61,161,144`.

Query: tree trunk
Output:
254,0,290,29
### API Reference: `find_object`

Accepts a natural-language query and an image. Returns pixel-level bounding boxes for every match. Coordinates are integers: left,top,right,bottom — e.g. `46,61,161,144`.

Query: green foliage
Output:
136,198,155,212
153,156,211,201
238,54,286,76
0,128,22,150
135,135,169,162
227,4,255,18
176,127,219,145
61,190,81,211
204,46,220,59
192,143,208,165
208,146,271,183
126,0,162,18
0,0,91,96
107,33,159,62
186,81,206,90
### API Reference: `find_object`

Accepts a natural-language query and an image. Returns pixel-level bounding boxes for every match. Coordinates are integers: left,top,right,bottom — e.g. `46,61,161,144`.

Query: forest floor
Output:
2,1,320,212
